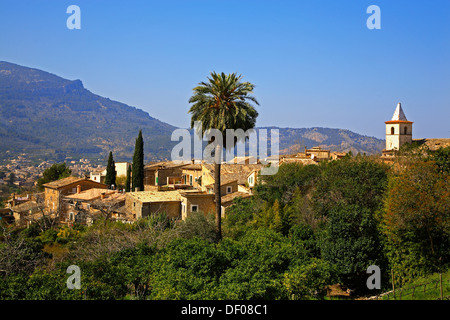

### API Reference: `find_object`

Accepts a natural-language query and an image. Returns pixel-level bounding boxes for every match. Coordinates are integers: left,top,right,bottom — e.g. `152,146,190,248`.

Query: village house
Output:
89,161,130,185
200,163,264,193
9,200,41,227
179,190,216,220
42,176,108,213
125,190,182,220
143,161,188,190
280,146,330,165
204,178,239,196
246,169,259,192
0,208,14,224
181,163,203,188
63,188,127,225
124,188,248,221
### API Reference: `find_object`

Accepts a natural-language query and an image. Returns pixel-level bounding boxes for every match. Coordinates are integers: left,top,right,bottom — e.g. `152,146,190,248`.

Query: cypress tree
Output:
125,163,132,192
105,151,116,189
132,130,144,191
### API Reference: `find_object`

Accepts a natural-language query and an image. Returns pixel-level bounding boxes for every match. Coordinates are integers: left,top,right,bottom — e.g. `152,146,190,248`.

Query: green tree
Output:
381,160,450,284
223,196,257,239
283,258,336,300
429,146,450,175
256,162,322,205
104,151,116,189
132,130,144,192
37,163,72,190
311,157,390,291
188,72,259,241
7,172,16,186
125,164,131,192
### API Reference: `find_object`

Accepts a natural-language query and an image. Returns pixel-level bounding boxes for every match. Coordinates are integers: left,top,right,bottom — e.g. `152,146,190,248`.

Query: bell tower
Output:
385,103,413,151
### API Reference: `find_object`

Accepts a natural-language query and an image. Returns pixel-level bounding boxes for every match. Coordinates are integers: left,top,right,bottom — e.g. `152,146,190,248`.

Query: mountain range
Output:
0,61,384,164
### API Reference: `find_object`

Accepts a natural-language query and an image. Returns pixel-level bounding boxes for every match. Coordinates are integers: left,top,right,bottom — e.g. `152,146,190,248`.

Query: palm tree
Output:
188,72,259,241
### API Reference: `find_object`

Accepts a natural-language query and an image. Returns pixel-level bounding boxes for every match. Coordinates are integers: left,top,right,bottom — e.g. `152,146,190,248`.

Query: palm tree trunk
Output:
214,143,222,242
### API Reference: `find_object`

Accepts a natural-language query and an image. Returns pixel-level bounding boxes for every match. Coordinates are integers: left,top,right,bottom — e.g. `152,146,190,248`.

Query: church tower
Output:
385,103,413,151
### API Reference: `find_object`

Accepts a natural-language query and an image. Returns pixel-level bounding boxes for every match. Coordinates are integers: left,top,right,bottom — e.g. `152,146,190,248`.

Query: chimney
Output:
100,192,105,200
135,187,140,192
77,185,81,194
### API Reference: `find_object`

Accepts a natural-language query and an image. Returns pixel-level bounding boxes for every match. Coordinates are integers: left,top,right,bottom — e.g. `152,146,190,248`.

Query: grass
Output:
382,269,450,300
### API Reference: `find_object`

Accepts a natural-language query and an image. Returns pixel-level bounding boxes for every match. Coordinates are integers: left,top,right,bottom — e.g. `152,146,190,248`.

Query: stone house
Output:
201,163,264,193
179,191,216,220
89,162,130,185
63,188,126,225
42,176,108,213
204,178,239,196
125,190,182,220
143,161,187,190
181,163,203,188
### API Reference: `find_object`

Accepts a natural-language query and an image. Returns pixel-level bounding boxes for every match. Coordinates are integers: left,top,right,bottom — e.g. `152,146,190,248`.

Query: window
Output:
191,205,198,212
226,186,232,194
182,203,186,213
391,127,395,135
404,126,407,135
189,175,193,186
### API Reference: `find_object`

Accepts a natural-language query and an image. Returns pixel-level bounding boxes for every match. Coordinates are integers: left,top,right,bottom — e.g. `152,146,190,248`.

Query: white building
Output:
384,102,413,151
90,161,131,183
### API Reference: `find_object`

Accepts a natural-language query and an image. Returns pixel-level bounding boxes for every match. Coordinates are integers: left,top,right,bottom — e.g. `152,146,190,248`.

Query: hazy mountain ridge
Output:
261,127,385,155
0,61,177,163
0,62,385,164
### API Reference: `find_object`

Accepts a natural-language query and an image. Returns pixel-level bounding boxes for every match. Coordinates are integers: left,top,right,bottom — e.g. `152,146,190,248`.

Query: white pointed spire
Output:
391,102,408,121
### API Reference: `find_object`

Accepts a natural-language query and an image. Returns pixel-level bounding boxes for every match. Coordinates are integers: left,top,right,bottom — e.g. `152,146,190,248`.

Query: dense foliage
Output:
132,130,144,192
104,151,116,189
37,163,72,190
1,147,449,299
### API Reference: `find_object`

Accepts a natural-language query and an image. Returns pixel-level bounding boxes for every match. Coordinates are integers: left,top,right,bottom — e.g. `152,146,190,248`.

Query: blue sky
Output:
1,0,449,139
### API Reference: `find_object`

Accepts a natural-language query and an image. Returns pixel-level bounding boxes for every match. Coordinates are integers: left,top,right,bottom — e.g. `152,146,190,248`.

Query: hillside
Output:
0,62,385,164
271,127,385,155
0,61,177,163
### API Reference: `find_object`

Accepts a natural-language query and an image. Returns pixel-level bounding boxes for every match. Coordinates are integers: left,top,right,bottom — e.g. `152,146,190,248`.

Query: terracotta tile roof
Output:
145,161,189,170
204,178,238,188
127,190,181,202
203,163,265,184
65,188,116,201
10,200,41,213
42,176,86,189
221,192,252,206
182,164,202,170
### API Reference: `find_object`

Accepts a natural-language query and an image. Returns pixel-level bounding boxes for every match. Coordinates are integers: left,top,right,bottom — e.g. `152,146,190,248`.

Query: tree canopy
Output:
37,163,72,190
